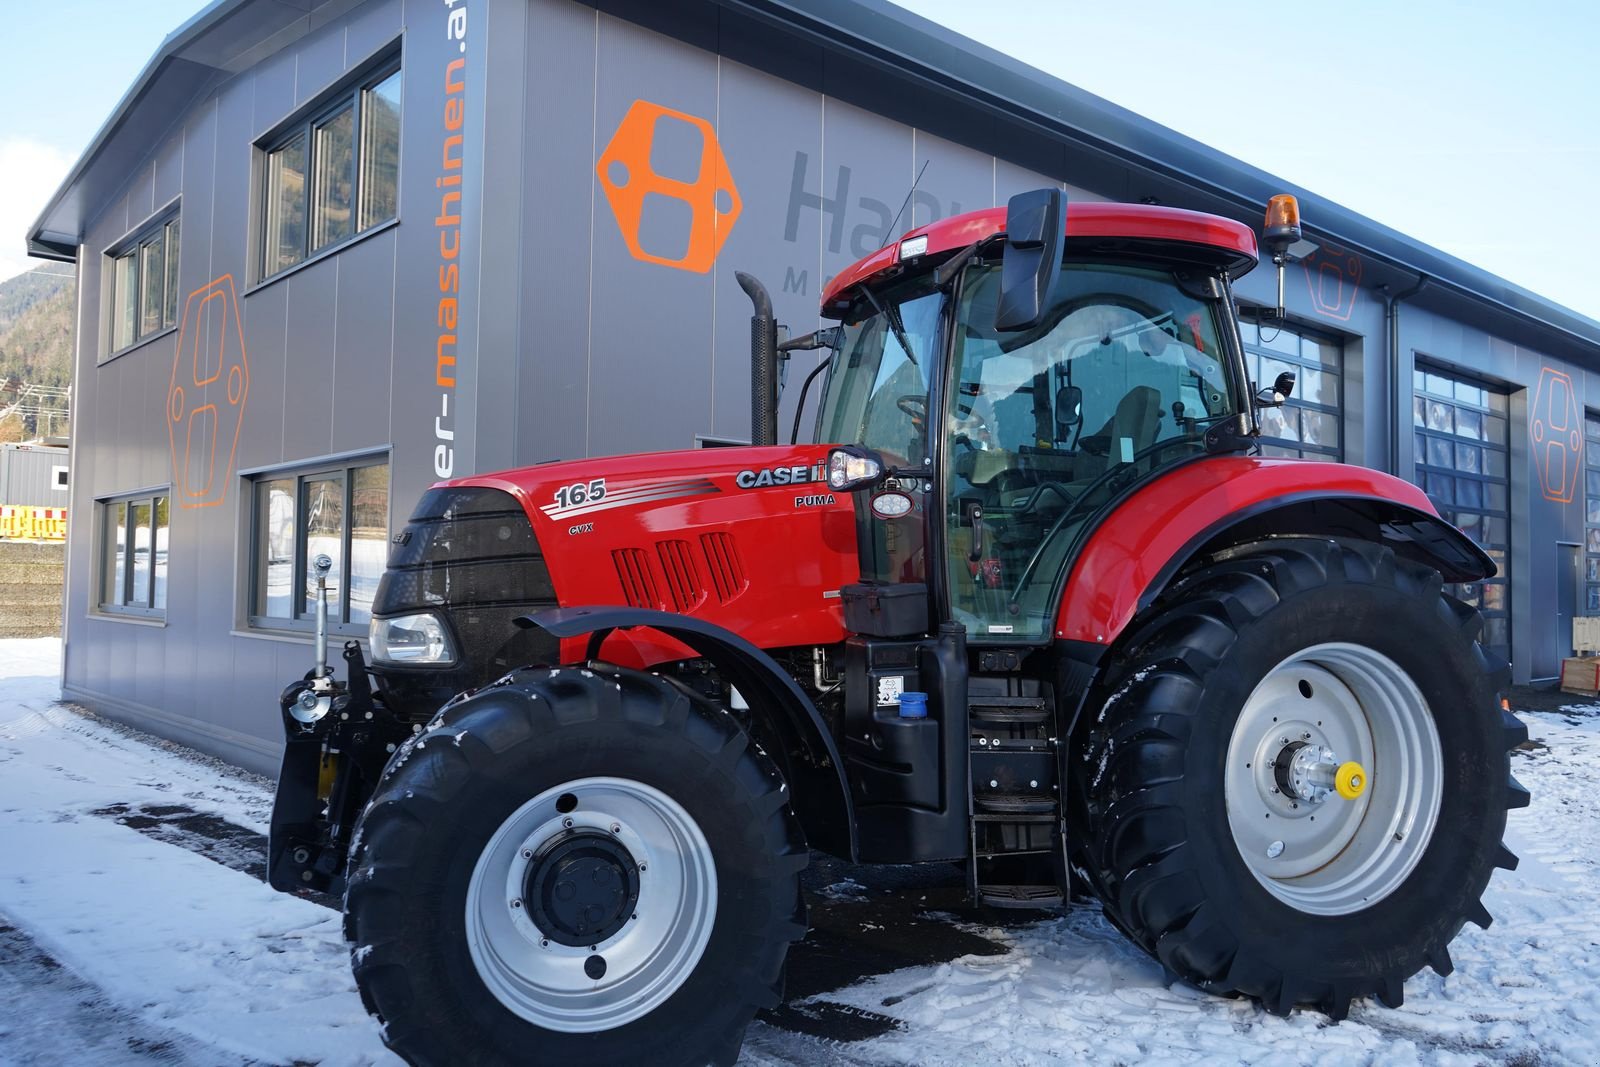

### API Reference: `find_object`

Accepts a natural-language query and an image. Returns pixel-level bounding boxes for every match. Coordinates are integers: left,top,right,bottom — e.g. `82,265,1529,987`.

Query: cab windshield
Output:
815,274,944,466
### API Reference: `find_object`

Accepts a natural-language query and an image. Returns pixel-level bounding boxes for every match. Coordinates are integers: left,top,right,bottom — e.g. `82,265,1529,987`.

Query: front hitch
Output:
267,557,405,895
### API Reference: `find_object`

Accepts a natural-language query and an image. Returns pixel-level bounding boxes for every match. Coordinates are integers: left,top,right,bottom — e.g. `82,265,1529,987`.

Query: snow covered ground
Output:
1,635,1596,1066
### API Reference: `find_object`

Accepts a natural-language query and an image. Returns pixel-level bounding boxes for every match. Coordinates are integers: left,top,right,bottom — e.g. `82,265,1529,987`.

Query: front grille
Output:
371,486,559,721
699,532,746,603
655,539,705,613
612,547,661,610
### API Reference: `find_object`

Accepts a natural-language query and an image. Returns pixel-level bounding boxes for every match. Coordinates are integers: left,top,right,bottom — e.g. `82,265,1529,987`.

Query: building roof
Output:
28,0,1600,359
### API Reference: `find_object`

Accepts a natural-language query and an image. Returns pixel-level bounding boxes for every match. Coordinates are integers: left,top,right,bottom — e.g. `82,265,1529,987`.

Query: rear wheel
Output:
1072,538,1528,1019
346,665,808,1066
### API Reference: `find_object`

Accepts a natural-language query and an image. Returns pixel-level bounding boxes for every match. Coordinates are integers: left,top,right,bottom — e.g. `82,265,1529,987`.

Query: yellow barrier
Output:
0,505,67,541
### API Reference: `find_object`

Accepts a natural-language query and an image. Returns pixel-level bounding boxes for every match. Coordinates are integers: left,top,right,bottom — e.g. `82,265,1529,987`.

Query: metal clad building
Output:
28,0,1600,773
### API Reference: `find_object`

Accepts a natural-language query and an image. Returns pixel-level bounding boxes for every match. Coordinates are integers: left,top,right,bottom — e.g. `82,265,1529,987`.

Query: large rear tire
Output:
1071,538,1527,1019
345,664,808,1066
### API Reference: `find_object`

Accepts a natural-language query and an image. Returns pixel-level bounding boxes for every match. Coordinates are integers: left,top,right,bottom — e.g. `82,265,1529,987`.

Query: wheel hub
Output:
1224,643,1443,916
525,831,641,948
1275,741,1341,804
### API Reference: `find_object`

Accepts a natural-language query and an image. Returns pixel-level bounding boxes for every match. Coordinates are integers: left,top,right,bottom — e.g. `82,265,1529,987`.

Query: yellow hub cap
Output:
1335,761,1367,800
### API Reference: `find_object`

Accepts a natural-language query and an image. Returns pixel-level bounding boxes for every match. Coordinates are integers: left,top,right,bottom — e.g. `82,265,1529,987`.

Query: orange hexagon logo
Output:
596,100,740,274
1531,366,1581,503
168,275,249,509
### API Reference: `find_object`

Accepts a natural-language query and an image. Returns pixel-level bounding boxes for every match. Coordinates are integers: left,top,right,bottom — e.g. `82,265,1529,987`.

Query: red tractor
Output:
268,189,1526,1066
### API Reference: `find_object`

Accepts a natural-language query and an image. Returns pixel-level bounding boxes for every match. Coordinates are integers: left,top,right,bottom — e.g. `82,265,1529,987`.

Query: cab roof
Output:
819,202,1258,316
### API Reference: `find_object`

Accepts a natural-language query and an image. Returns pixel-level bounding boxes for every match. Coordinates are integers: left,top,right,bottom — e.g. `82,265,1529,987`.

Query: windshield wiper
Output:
861,286,918,366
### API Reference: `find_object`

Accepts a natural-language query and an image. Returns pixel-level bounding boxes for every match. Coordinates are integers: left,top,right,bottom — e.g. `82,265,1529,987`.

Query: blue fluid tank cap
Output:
898,691,928,718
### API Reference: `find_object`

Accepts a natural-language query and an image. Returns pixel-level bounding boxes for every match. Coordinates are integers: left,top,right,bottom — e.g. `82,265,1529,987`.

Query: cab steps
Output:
967,688,1067,909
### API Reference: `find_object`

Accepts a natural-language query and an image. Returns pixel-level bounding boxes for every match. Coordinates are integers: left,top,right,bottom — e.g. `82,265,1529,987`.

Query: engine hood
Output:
438,443,861,663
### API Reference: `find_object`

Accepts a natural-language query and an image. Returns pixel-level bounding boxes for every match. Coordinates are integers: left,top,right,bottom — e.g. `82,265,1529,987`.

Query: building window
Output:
1413,363,1511,659
250,457,390,632
1240,316,1343,460
100,493,169,617
52,466,68,491
1585,413,1600,613
106,212,180,356
261,63,401,279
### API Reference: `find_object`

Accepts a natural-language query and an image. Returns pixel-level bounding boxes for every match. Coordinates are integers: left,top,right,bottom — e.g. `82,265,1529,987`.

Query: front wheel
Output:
345,665,808,1066
1072,538,1527,1019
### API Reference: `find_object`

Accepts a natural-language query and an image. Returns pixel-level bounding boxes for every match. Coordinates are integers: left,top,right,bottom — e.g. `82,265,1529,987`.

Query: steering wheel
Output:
1006,437,1205,606
896,394,929,424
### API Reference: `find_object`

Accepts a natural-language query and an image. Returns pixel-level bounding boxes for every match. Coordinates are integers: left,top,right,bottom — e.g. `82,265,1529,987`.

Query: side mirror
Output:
1055,385,1083,436
1254,371,1297,408
995,188,1066,332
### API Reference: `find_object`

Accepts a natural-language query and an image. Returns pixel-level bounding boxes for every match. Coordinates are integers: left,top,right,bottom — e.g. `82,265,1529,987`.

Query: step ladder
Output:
967,692,1066,909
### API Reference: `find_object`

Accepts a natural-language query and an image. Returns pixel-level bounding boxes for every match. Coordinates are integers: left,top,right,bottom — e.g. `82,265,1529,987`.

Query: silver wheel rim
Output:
465,776,717,1032
1224,642,1442,916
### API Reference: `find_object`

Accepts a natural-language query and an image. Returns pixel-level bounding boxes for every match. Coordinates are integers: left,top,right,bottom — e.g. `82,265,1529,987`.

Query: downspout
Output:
1379,274,1428,475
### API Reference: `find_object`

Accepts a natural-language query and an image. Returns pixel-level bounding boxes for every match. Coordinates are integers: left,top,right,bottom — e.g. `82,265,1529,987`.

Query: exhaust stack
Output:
737,271,779,446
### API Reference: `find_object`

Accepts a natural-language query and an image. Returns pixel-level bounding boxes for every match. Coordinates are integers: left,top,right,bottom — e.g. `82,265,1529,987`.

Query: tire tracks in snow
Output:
0,914,247,1067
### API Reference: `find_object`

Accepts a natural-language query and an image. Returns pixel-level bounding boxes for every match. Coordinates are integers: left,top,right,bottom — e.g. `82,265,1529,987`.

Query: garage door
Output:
1413,363,1511,660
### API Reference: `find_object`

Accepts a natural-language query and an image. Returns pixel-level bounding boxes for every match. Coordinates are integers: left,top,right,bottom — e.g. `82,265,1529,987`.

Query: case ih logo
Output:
167,275,249,509
596,100,740,274
1531,366,1582,503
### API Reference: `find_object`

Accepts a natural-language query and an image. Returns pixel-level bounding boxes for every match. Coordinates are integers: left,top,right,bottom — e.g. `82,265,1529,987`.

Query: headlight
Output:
369,612,457,665
826,446,885,491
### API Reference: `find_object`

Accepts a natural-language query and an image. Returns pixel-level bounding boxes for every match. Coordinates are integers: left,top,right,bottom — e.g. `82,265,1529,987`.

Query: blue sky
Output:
4,0,1598,322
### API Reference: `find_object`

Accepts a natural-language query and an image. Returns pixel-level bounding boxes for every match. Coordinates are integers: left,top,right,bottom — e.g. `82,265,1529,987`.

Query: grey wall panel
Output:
283,262,340,461
584,13,719,455
515,0,599,465
181,98,220,299
345,0,402,64
294,17,348,104
385,0,474,523
211,78,252,288
331,227,398,454
154,134,184,209
817,98,912,286
252,48,297,136
463,0,530,475
710,58,823,442
908,131,992,230
236,279,289,470
126,165,156,231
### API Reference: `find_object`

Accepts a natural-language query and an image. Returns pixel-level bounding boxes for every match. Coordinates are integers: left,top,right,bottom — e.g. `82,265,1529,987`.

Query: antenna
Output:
880,159,930,247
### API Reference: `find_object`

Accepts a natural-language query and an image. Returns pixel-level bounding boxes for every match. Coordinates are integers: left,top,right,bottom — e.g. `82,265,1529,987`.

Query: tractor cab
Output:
805,191,1260,640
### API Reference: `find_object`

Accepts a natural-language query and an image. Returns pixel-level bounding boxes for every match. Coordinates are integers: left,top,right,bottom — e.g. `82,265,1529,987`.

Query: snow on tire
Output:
343,664,809,1067
1071,537,1528,1020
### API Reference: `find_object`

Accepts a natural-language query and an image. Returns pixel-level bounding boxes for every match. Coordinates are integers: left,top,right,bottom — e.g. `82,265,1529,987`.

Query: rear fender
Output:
1056,458,1494,647
519,606,856,860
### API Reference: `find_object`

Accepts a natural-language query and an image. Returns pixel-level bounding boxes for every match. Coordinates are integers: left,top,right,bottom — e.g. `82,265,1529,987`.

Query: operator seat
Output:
1078,385,1162,478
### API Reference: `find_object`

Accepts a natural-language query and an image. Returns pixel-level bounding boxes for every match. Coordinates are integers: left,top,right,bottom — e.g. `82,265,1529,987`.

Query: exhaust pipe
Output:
737,271,779,446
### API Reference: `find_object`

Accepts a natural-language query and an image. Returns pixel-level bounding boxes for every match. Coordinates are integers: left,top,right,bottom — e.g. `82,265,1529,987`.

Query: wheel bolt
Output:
521,848,533,860
510,898,522,909
1301,732,1311,740
563,817,574,829
609,823,622,835
540,938,550,949
639,862,648,873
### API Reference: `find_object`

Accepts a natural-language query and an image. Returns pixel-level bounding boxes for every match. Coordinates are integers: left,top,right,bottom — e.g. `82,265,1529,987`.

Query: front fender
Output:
519,605,856,860
1056,457,1493,646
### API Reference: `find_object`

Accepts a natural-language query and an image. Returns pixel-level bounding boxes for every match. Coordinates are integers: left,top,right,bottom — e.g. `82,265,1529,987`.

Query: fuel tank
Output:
444,443,860,665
